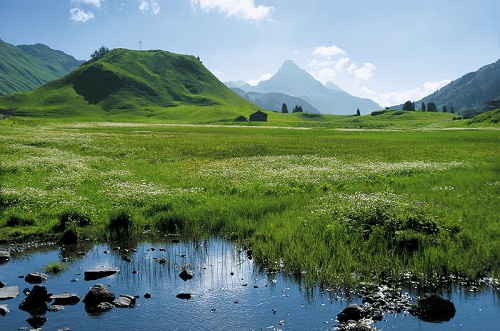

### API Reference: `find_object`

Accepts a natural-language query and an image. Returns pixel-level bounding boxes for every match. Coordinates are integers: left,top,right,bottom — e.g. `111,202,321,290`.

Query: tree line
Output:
402,100,454,113
281,103,304,113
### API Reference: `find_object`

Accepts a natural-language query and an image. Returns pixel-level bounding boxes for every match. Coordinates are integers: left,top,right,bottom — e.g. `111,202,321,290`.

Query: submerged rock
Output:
337,304,370,323
409,293,456,322
27,315,47,328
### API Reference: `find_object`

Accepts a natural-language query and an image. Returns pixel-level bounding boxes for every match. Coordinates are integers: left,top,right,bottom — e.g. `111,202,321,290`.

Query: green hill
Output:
0,48,259,120
0,40,83,95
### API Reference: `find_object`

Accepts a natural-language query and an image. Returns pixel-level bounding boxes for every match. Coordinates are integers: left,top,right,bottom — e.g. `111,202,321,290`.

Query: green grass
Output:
1,117,498,287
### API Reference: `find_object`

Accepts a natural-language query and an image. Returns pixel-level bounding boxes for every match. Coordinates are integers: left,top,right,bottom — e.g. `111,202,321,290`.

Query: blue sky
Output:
0,0,498,106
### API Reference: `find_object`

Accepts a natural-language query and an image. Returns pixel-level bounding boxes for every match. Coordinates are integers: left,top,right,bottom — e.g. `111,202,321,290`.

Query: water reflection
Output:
0,238,498,330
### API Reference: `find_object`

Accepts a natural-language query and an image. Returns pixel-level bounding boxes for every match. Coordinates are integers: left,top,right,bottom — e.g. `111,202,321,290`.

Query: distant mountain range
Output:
394,59,500,115
0,39,84,96
226,60,381,115
0,48,258,118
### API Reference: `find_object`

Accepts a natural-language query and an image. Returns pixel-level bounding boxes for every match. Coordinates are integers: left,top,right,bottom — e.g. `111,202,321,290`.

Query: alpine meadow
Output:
0,48,499,289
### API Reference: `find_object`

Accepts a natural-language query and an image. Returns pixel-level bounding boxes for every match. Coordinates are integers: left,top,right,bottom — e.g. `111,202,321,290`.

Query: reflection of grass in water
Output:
1,122,498,287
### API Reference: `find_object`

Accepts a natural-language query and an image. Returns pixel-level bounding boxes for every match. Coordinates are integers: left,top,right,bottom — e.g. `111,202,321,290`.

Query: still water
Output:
0,238,498,330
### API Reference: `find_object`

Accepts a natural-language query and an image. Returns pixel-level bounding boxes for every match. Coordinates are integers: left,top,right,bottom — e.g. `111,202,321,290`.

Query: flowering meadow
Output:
1,120,498,285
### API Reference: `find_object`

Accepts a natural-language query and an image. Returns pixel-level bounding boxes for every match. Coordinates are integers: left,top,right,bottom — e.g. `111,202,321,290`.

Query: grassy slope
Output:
0,40,82,95
0,49,260,121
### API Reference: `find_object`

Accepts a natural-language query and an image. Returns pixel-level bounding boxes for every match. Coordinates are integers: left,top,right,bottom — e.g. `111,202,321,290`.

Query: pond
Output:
0,238,499,330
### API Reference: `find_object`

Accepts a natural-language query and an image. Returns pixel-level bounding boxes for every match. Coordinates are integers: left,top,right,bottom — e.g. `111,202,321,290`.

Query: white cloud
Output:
69,8,95,22
139,0,160,14
247,72,273,86
353,62,375,81
191,0,274,21
312,45,346,58
71,0,102,8
359,79,452,107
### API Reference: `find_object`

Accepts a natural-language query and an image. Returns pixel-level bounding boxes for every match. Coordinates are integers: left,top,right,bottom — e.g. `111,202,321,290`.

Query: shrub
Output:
56,211,91,231
6,216,35,227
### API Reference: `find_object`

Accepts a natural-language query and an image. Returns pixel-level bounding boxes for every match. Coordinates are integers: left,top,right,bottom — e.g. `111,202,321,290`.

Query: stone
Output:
337,304,370,323
409,293,456,322
48,304,65,311
0,251,10,263
0,280,5,288
144,293,151,299
86,301,114,314
83,284,115,307
0,304,10,316
176,293,192,300
0,286,19,300
19,285,51,314
179,269,194,281
50,293,81,305
84,267,119,281
25,272,48,284
27,315,47,328
113,294,136,308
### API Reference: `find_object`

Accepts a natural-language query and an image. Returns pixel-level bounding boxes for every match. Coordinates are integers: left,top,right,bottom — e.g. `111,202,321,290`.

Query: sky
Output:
0,0,498,107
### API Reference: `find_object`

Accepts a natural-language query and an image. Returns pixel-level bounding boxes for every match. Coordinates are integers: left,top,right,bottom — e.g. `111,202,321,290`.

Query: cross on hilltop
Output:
138,40,143,51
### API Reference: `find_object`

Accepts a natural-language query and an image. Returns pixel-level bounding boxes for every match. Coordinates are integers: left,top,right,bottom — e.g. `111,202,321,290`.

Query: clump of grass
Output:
44,262,67,274
108,210,134,239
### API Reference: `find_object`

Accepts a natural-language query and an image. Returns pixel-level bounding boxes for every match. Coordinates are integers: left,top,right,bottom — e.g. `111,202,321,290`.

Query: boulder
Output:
0,280,5,288
0,251,10,263
83,284,115,307
410,293,456,322
336,319,376,331
179,269,194,281
0,286,19,300
337,304,370,323
25,272,48,284
50,292,81,305
0,304,10,316
84,267,119,281
48,304,65,311
19,285,51,314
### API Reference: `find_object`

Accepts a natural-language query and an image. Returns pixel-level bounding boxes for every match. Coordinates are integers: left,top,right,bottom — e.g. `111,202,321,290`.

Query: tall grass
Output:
0,120,498,286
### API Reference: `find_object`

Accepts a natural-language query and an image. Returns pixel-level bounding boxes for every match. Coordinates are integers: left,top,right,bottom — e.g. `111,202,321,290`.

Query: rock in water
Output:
50,292,81,305
179,269,194,281
25,273,48,284
19,285,51,314
0,286,19,300
0,304,10,316
83,284,115,307
0,251,10,263
84,267,119,281
409,293,456,322
337,304,370,323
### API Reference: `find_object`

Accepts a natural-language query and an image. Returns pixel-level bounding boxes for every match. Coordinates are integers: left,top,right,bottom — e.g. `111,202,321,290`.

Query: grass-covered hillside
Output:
0,48,259,120
0,40,83,95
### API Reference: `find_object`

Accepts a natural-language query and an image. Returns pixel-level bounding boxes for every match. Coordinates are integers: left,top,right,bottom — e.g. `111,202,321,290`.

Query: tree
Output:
355,108,361,116
450,106,455,114
281,103,288,113
442,105,448,113
292,105,304,113
90,46,109,62
427,102,438,112
421,102,426,112
402,100,415,111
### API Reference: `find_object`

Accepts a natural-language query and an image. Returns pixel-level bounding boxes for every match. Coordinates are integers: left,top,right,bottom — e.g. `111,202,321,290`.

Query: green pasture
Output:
0,117,498,286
